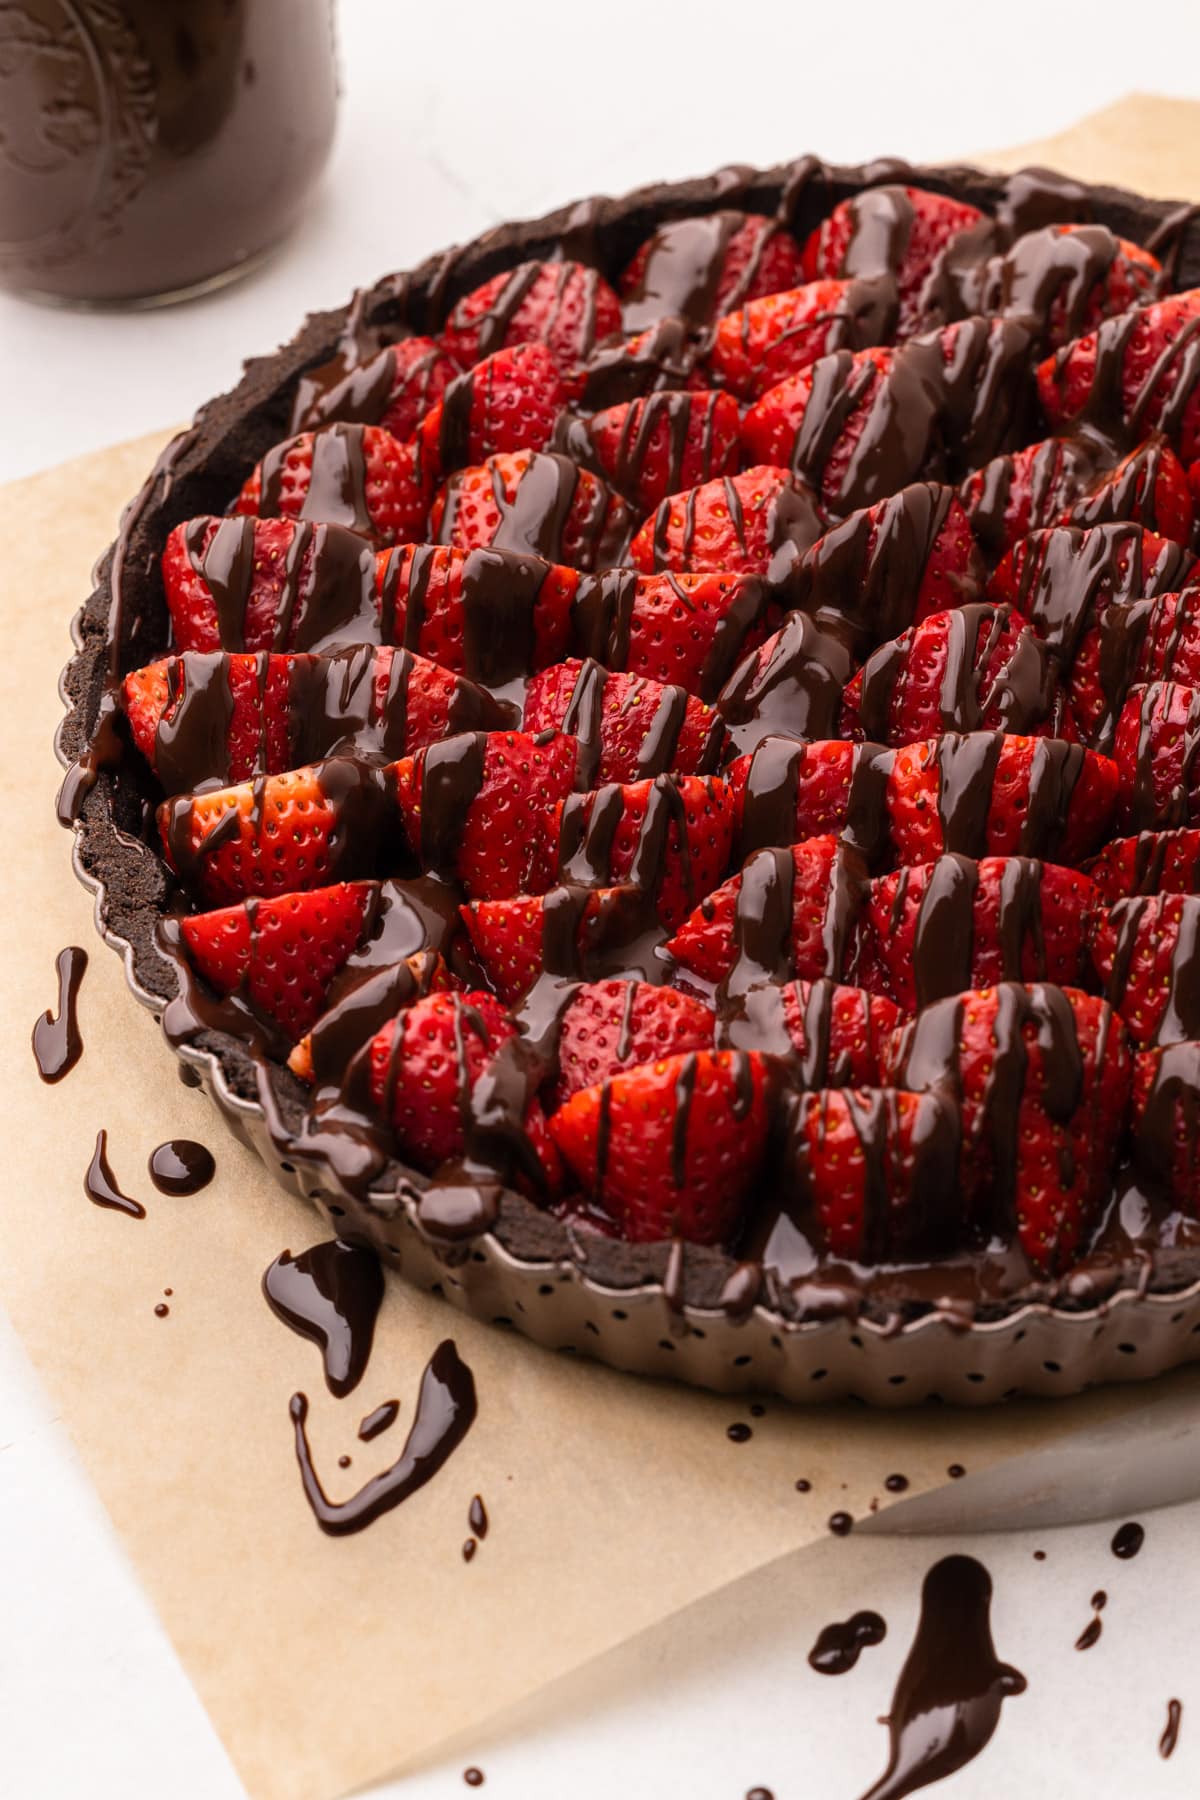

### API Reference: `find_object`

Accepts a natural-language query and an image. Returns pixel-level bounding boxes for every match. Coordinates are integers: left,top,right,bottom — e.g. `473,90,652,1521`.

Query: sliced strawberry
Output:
1069,590,1200,748
461,884,659,1006
886,983,1132,1272
564,317,702,411
781,1086,961,1261
715,977,901,1086
1086,829,1200,901
180,883,376,1041
549,1048,772,1244
839,602,1069,745
716,609,861,754
439,259,623,369
287,946,455,1085
620,211,805,331
1062,433,1194,546
573,568,775,701
859,855,1097,1011
885,733,1118,868
970,223,1163,349
158,761,388,906
802,184,985,337
552,979,715,1107
234,422,429,550
792,483,985,639
122,647,509,790
739,344,903,508
1130,1039,1200,1213
987,523,1200,664
627,464,826,581
374,543,579,683
553,774,735,930
522,658,722,783
161,516,377,655
431,449,633,571
1038,287,1200,463
960,436,1098,564
1112,682,1200,831
1091,894,1200,1047
378,336,462,441
367,988,557,1192
393,729,579,901
704,278,895,400
725,737,891,863
556,390,740,514
665,836,866,987
417,342,568,480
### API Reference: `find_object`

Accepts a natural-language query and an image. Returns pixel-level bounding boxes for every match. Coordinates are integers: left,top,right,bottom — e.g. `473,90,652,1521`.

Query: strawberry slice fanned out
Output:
439,259,623,370
552,774,735,931
180,882,377,1041
393,729,580,901
665,836,867,989
235,422,430,549
553,389,740,515
885,733,1118,869
431,450,633,571
839,602,1069,745
417,342,569,480
1038,287,1200,464
549,1049,772,1245
1091,893,1200,1046
460,883,659,1007
627,464,826,581
122,647,512,791
161,516,378,655
704,277,896,400
724,737,892,864
552,979,716,1107
522,658,723,785
1111,682,1200,831
571,568,776,702
158,761,392,906
858,855,1097,1012
373,543,579,686
884,982,1132,1273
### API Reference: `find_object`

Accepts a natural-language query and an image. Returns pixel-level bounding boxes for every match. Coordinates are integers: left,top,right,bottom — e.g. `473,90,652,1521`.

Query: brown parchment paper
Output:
2,96,1199,1800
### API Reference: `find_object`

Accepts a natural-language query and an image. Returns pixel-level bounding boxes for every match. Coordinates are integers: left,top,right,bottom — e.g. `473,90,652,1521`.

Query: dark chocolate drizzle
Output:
32,946,87,1083
808,1610,887,1674
148,1140,215,1195
290,1339,476,1536
260,422,374,538
84,1130,145,1220
263,1240,385,1398
857,1556,1025,1800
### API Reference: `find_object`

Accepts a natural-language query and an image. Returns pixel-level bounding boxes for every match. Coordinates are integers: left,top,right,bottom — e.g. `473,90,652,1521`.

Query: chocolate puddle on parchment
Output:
262,1239,384,1398
148,1140,215,1195
32,946,87,1082
856,1555,1025,1800
808,1610,887,1675
84,1129,145,1219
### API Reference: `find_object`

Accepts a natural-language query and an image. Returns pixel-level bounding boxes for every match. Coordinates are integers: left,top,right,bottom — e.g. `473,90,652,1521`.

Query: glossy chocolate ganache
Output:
55,148,1200,1404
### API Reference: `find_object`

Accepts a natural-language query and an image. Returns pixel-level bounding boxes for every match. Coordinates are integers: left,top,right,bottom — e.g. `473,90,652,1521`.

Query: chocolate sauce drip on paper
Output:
290,1339,477,1536
84,1130,145,1220
808,1610,887,1674
358,1399,401,1441
856,1555,1025,1800
32,946,87,1082
263,1240,385,1398
148,1140,215,1195
1111,1521,1145,1559
1160,1698,1183,1759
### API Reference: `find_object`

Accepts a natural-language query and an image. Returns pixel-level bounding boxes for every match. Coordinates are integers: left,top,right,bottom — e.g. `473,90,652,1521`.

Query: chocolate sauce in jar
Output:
0,1,338,304
32,946,87,1082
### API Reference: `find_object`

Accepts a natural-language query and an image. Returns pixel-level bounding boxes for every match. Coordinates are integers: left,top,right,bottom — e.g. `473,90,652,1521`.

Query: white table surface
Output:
4,3,1200,1794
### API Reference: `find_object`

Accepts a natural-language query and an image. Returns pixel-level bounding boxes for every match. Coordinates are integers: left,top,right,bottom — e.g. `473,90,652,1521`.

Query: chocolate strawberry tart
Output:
58,153,1200,1402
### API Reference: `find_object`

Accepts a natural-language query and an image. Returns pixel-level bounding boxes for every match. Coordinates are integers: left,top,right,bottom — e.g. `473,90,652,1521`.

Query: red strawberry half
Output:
431,450,633,571
461,883,661,1006
840,602,1068,745
417,342,568,480
374,543,579,684
704,277,896,400
553,774,735,930
1038,287,1200,464
1130,1039,1200,1214
802,184,986,337
665,836,867,988
620,211,806,331
379,336,462,441
715,976,901,1086
725,737,891,864
523,658,722,784
549,1048,772,1244
885,733,1118,868
885,982,1132,1272
439,259,623,369
959,436,1100,565
393,729,580,900
555,389,740,515
1086,829,1200,901
627,464,826,581
1068,591,1200,747
1062,433,1194,546
572,568,775,702
158,760,389,906
180,882,376,1041
552,979,715,1107
859,855,1097,1012
235,422,429,550
1111,682,1200,832
1091,893,1200,1046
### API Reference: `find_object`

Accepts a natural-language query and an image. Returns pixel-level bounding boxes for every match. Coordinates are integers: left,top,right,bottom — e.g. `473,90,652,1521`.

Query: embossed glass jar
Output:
0,0,338,304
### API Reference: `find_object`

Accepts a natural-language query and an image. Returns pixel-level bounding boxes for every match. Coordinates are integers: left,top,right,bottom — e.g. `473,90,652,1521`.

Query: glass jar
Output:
0,0,338,305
